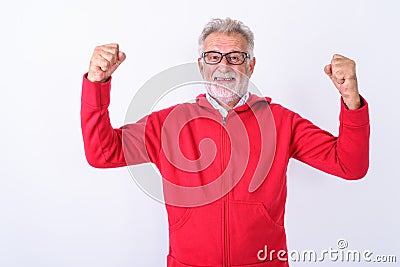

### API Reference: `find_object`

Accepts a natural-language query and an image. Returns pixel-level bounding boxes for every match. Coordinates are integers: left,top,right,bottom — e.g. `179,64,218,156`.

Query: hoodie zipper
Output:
221,115,229,266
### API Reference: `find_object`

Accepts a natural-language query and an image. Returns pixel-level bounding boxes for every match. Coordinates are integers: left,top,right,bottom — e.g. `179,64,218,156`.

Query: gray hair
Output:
198,17,255,58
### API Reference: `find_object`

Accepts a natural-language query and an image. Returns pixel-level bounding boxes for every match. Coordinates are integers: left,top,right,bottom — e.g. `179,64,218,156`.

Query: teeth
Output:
215,77,234,81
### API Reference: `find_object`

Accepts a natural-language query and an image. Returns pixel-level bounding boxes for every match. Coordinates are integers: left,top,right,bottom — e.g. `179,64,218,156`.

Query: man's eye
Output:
209,55,220,60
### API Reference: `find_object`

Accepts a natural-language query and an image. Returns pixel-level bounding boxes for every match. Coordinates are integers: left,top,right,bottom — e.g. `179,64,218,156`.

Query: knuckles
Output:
328,55,357,82
93,44,119,57
331,55,356,67
88,43,121,82
90,44,120,69
331,58,356,72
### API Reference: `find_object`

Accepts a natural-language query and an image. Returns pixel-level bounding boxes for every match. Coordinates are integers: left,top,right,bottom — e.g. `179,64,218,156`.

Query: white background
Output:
1,0,399,266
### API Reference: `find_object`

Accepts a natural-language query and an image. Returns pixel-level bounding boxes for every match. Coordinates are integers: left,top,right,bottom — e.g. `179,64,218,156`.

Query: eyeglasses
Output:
201,51,250,65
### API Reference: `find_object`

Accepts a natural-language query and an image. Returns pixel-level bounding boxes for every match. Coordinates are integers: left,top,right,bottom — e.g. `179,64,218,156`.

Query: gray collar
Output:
205,92,249,118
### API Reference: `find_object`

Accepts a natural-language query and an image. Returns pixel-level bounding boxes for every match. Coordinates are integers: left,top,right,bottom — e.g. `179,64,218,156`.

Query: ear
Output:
247,57,256,77
197,57,204,76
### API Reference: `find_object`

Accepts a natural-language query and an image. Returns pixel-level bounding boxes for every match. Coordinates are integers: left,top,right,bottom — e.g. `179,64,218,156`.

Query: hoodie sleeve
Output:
289,97,370,180
80,74,160,168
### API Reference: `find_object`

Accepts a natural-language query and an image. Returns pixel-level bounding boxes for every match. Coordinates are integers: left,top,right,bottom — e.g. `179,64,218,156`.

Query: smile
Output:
214,77,235,81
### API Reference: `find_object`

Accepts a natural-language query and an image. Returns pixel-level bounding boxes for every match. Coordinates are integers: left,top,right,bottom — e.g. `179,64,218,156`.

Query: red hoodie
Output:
81,74,369,266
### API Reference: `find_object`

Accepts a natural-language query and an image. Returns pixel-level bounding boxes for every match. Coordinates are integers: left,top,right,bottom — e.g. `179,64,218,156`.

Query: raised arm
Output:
290,54,370,179
81,44,159,168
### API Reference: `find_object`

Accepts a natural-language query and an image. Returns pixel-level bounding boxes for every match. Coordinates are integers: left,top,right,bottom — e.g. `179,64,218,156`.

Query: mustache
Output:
211,70,237,80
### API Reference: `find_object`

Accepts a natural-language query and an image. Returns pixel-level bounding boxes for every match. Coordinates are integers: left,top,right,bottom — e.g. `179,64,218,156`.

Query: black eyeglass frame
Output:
201,51,250,65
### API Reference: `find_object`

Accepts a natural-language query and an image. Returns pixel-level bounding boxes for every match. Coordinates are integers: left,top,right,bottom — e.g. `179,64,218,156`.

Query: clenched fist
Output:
324,54,361,110
87,43,126,83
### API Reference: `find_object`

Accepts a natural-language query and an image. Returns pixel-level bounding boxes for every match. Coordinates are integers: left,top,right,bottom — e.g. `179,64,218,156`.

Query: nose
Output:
220,55,230,65
217,56,231,72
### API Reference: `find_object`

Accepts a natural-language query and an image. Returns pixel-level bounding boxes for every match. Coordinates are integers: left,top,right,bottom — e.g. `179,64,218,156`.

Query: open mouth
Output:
214,77,235,82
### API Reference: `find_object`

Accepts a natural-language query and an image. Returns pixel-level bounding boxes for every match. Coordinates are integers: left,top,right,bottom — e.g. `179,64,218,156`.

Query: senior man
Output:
81,18,369,267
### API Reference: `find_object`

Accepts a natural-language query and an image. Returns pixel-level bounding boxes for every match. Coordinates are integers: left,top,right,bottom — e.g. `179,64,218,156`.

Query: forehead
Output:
203,32,248,52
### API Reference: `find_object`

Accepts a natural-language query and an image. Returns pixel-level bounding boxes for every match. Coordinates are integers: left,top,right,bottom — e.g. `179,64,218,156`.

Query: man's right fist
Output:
87,43,126,83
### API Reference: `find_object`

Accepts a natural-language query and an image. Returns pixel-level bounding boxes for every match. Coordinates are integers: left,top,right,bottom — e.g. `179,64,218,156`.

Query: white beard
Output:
205,69,249,106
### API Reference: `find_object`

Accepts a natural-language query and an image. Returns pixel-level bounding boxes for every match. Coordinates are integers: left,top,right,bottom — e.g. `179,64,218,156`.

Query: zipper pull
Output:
222,116,226,125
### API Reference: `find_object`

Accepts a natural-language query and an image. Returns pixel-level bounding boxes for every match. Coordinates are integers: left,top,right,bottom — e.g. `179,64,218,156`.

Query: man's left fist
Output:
324,54,361,110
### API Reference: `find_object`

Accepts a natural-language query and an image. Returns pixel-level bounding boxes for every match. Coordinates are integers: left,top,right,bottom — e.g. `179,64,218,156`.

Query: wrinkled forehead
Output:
203,32,248,52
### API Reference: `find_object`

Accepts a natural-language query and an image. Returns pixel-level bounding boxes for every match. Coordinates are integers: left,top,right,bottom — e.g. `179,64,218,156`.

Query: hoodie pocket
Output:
229,200,287,266
169,208,193,232
168,204,223,266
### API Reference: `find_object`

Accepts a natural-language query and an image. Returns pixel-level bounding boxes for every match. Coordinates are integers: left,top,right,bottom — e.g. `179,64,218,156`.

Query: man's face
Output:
198,32,256,106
